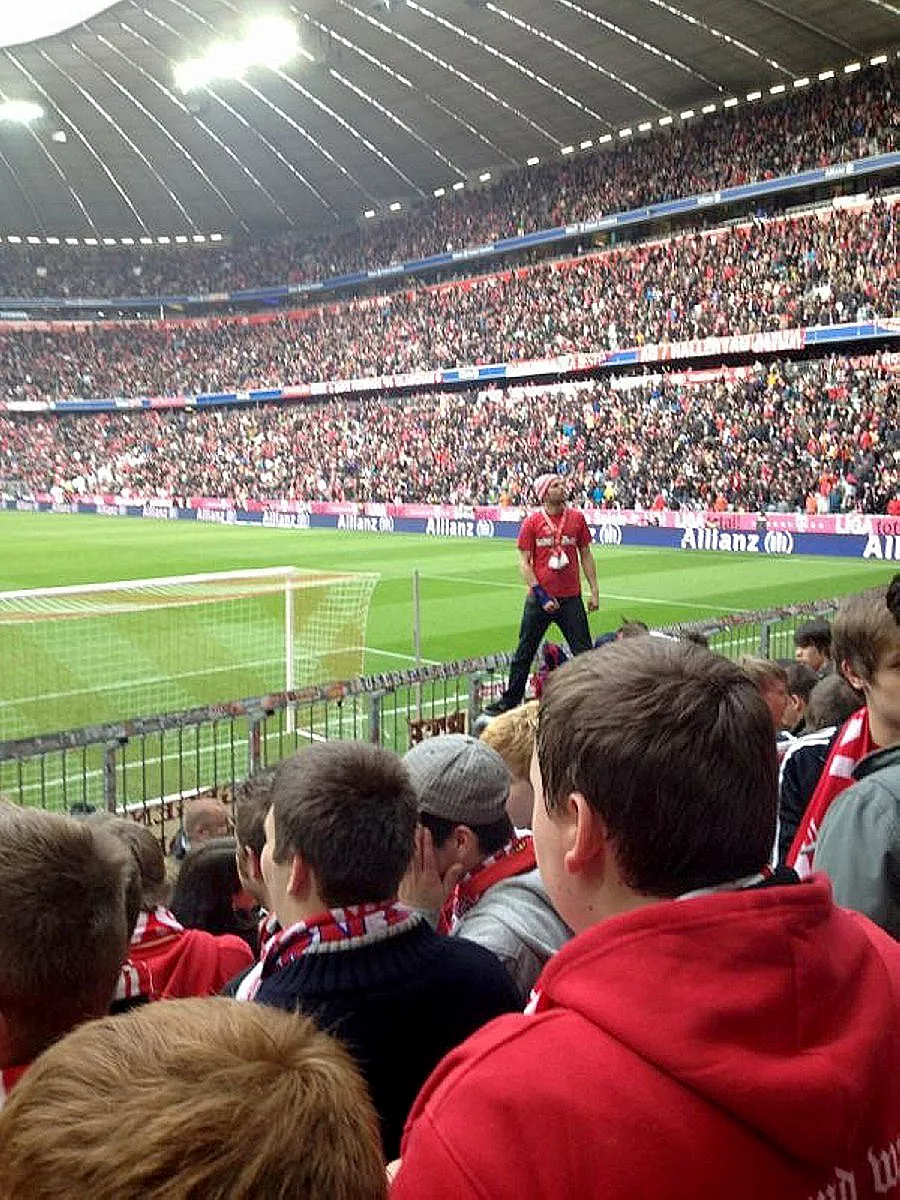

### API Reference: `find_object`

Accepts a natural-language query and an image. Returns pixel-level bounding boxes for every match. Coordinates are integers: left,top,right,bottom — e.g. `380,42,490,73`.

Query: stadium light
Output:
701,103,716,113
7,235,21,243
174,15,301,93
157,235,171,244
870,55,887,66
526,156,539,166
723,98,738,108
139,236,153,244
51,130,67,143
389,201,401,211
46,236,60,244
363,209,376,218
746,91,762,101
121,237,134,245
452,180,464,190
793,77,810,88
680,109,694,120
102,237,116,245
818,69,834,81
637,123,651,133
618,127,632,138
479,171,491,181
175,234,189,243
84,237,98,245
0,100,43,123
433,187,445,197
26,235,40,244
769,83,786,94
209,233,223,241
579,139,593,149
657,117,672,127
65,237,79,245
192,234,206,242
843,61,861,73
560,144,574,155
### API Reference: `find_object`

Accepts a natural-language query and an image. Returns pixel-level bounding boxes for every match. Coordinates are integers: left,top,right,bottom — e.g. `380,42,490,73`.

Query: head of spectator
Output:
533,472,565,513
794,618,833,674
88,814,169,912
534,640,777,930
0,998,386,1200
404,735,513,882
887,574,900,625
88,815,253,1002
782,661,820,733
183,793,231,847
479,703,539,830
833,590,900,748
804,673,865,733
264,741,418,927
232,768,275,909
0,803,130,1089
738,657,791,731
171,837,257,952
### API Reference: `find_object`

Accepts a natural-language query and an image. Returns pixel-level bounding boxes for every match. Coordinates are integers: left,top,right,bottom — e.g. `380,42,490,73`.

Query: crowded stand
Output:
0,62,895,301
0,202,895,406
2,356,897,512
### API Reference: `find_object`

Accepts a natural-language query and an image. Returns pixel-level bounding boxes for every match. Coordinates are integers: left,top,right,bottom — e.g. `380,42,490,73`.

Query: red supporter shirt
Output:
518,507,591,598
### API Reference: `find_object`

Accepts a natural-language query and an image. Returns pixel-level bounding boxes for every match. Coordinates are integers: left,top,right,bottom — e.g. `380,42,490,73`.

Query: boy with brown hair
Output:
0,998,386,1200
0,803,130,1100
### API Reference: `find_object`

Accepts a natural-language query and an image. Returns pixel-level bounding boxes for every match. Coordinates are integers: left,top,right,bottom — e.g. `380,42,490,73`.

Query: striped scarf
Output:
438,834,537,934
787,706,874,879
235,911,282,1002
113,905,185,1004
246,900,419,1000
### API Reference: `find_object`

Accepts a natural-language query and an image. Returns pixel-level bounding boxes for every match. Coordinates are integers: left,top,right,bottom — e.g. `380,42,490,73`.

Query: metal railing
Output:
0,594,850,842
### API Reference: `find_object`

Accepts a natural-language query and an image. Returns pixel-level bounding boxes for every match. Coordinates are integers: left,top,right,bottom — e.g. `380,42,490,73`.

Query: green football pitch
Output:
0,508,891,745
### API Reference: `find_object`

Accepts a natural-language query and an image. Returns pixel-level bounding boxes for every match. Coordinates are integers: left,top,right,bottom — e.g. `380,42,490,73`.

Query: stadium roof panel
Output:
0,0,895,238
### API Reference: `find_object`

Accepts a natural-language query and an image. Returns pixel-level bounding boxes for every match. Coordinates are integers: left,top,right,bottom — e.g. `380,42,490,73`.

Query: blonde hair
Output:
480,701,539,780
0,998,386,1200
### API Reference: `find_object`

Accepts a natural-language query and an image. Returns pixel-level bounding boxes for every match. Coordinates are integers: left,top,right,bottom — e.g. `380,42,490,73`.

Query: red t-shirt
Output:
518,507,591,598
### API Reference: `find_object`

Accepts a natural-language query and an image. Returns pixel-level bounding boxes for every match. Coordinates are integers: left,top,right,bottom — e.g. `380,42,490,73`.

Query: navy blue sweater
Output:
254,918,520,1158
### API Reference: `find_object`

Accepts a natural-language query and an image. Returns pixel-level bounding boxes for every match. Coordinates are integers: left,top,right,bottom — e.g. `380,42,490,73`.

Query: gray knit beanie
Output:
403,734,511,826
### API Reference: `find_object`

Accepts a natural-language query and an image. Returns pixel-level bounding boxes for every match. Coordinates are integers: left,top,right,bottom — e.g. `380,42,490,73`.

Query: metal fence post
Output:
103,741,120,813
367,692,383,746
759,621,771,660
247,714,263,775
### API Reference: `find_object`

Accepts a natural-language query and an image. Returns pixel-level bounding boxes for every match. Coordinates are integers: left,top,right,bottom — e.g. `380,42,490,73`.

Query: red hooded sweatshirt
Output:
393,877,900,1200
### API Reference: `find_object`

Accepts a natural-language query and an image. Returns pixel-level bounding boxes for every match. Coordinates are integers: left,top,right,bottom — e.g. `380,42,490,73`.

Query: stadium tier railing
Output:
0,594,855,841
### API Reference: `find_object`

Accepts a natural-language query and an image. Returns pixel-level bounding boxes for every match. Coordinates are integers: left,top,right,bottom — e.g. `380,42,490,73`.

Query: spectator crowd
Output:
0,202,895,406
0,61,895,300
2,356,897,513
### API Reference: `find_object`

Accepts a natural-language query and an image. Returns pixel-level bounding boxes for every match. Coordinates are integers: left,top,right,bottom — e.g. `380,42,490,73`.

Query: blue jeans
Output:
499,593,592,709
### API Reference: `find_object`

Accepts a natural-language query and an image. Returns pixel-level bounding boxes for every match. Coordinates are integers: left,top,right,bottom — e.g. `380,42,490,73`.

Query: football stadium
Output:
0,1,899,1187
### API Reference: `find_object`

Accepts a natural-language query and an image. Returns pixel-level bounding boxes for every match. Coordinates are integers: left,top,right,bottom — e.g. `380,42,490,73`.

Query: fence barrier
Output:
0,592,867,845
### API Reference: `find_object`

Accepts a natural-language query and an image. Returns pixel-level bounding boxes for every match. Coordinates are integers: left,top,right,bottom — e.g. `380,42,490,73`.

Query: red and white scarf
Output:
235,911,282,1002
787,706,874,879
113,905,185,1003
245,900,419,1000
0,1063,29,1107
438,834,537,935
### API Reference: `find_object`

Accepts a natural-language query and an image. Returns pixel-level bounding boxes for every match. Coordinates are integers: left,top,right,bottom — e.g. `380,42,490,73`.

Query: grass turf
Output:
0,509,892,743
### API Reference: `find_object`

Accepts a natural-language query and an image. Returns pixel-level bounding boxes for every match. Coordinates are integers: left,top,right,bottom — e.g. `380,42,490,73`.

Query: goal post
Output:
0,566,379,740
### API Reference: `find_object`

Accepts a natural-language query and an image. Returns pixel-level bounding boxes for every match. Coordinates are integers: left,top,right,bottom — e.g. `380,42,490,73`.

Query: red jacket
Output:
394,877,900,1200
130,926,253,1000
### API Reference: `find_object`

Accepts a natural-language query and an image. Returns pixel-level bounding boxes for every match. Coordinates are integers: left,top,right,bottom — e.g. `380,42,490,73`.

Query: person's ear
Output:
564,793,608,877
841,658,867,693
287,852,313,899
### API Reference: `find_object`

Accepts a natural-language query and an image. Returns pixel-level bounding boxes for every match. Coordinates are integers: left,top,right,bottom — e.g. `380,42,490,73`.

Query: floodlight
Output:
637,123,651,133
680,109,694,119
363,209,376,218
746,91,762,101
701,103,716,113
657,117,672,127
793,77,809,88
0,100,43,123
7,235,21,243
452,180,464,190
526,156,539,165
818,70,834,81
598,133,613,142
843,61,860,73
479,171,491,181
433,187,445,196
723,98,738,108
618,127,632,138
244,15,299,68
870,55,887,66
389,201,401,211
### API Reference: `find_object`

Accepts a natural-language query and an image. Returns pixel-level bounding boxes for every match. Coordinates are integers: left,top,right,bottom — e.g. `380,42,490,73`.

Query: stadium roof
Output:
0,0,896,239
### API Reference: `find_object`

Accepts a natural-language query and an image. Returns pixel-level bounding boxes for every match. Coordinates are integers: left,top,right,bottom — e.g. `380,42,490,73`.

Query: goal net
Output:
0,567,379,740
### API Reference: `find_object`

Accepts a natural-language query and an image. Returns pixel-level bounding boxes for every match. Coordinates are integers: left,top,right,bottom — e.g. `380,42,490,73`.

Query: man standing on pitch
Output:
486,473,598,715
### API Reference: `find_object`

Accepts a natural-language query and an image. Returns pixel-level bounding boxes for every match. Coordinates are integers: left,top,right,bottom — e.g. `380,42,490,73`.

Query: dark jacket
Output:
254,917,519,1158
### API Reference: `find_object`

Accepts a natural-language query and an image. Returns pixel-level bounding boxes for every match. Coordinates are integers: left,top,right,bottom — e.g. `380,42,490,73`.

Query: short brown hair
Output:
738,656,788,693
233,768,276,857
805,673,864,732
537,641,777,897
833,589,900,683
272,742,418,907
87,814,169,911
0,998,386,1200
0,804,129,1062
479,702,538,781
